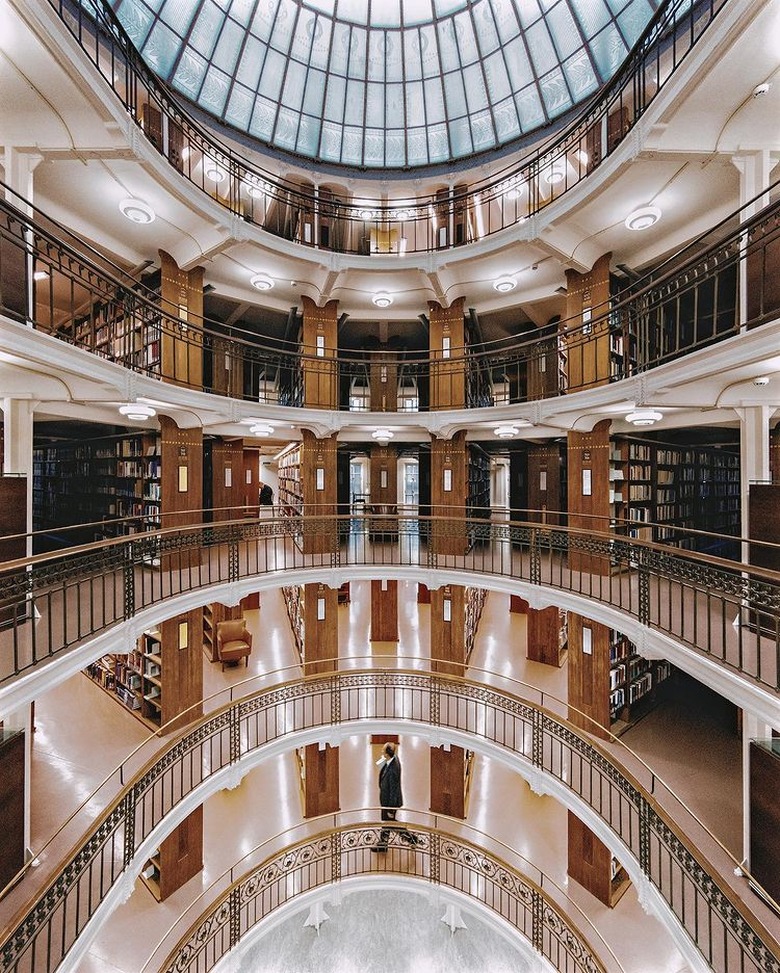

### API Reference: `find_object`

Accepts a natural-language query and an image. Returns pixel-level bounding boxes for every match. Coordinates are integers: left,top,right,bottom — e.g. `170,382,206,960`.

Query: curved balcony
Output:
38,0,725,256
1,514,779,722
3,180,779,416
1,667,777,973
151,818,614,973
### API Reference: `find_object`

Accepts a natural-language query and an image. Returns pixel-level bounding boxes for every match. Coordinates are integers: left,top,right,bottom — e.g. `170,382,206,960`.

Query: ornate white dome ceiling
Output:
110,0,663,169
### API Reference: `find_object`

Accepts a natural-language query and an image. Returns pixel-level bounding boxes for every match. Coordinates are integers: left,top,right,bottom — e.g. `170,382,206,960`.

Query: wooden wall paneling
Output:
567,812,629,907
509,595,529,613
303,743,340,817
429,298,465,409
301,296,338,408
526,325,560,401
430,432,467,556
567,612,610,739
304,583,338,673
159,250,203,389
0,233,27,324
567,419,611,574
0,730,25,891
210,334,244,398
747,220,780,326
243,448,259,513
748,484,780,632
508,447,528,517
210,439,244,521
565,254,612,392
527,444,562,524
430,584,466,676
301,430,338,555
369,444,398,538
749,741,780,906
526,606,566,667
0,478,26,625
430,745,466,818
370,580,398,641
417,583,431,604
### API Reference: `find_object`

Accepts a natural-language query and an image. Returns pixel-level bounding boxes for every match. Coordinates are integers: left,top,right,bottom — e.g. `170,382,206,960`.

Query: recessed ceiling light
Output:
118,198,155,224
250,273,274,291
249,423,274,437
625,410,663,426
625,205,662,231
493,276,517,293
204,157,227,183
494,425,519,438
372,428,394,444
544,161,567,185
372,292,393,308
118,403,156,421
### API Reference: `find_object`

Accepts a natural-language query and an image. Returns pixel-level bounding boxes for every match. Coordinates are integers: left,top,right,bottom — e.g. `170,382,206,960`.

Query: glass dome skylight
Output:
111,0,662,169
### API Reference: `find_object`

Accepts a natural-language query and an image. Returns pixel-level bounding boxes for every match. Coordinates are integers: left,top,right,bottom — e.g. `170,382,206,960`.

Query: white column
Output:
2,396,37,861
3,396,36,546
737,405,771,541
731,151,772,328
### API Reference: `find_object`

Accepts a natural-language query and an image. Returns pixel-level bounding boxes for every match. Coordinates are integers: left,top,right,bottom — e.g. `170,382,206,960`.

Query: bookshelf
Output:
464,586,487,662
610,435,740,553
276,443,303,517
467,445,491,519
609,630,673,731
281,585,305,662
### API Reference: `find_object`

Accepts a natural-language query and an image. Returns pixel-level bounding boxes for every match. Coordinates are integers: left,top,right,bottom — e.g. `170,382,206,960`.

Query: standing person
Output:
371,742,419,851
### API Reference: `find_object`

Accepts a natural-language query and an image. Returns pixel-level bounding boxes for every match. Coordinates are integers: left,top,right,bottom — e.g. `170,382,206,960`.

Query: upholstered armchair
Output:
216,619,253,670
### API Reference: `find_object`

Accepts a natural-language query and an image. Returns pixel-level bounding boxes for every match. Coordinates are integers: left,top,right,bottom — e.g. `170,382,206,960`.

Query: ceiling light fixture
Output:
494,426,519,438
372,292,393,308
753,82,771,98
372,428,394,445
249,423,274,437
118,198,156,224
503,179,526,200
243,177,266,199
625,205,662,231
118,403,156,421
753,375,770,386
394,208,412,221
625,409,663,426
250,273,274,291
204,157,227,183
493,276,517,293
544,161,567,185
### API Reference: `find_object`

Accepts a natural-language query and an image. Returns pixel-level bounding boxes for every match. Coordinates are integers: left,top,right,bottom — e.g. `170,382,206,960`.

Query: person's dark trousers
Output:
375,809,419,850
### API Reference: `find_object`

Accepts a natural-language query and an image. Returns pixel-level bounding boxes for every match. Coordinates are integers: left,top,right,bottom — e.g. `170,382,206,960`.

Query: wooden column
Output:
565,253,612,392
567,811,629,908
243,447,259,514
303,583,339,817
159,249,204,389
430,744,466,818
370,580,398,641
369,444,397,539
301,430,338,555
370,356,398,412
301,296,338,408
430,432,467,556
429,298,465,409
527,606,567,667
567,419,611,574
159,416,203,569
210,439,244,521
527,444,563,524
210,334,243,398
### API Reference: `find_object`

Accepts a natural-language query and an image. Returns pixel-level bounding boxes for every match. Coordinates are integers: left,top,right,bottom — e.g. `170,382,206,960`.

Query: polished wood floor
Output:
8,583,765,973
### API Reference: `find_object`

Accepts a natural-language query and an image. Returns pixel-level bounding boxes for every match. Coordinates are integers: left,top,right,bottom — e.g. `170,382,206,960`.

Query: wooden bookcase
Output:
276,443,303,516
464,586,487,663
281,585,305,662
467,444,491,520
527,607,568,667
609,631,672,730
140,806,203,902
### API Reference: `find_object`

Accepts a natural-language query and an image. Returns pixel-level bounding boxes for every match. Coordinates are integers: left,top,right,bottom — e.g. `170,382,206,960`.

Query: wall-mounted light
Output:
118,403,156,420
625,409,663,426
493,276,517,293
372,292,393,308
178,621,189,650
317,597,326,620
118,198,156,224
372,428,394,445
443,597,452,622
250,273,274,291
625,205,662,231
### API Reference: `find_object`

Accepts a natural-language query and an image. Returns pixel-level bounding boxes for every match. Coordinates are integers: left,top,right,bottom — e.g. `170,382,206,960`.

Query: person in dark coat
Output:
371,742,419,851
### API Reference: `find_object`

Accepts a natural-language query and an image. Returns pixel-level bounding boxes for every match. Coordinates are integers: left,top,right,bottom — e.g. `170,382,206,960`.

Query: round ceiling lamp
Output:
625,205,662,231
372,292,393,308
372,428,394,445
494,425,519,438
503,179,525,200
250,273,274,291
493,276,517,293
249,423,274,437
244,177,266,199
119,403,156,421
204,157,227,183
394,208,412,221
544,161,567,185
118,198,155,224
625,409,663,426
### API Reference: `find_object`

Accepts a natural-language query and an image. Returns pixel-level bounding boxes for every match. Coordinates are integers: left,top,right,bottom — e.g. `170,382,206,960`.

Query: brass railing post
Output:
530,527,541,586
123,786,137,869
123,541,135,620
228,885,241,952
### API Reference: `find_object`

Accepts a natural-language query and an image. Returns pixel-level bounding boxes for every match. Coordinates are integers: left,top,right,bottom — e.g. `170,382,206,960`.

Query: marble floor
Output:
7,582,762,973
